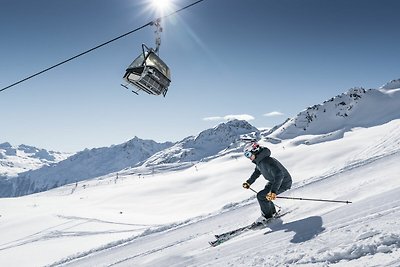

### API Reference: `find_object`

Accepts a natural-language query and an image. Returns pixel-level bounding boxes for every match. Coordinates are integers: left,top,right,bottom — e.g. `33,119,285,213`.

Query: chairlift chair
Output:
123,44,171,97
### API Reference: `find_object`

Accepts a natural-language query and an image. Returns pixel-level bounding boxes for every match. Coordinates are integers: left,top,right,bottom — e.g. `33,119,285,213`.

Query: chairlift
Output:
123,44,171,96
122,19,171,97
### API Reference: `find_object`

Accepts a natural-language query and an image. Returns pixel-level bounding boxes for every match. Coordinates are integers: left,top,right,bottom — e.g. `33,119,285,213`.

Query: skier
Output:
242,142,292,223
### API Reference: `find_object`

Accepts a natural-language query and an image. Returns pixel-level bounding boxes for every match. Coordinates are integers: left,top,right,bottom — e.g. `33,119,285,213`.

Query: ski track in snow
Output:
291,120,400,193
286,200,400,266
0,217,148,253
200,189,400,267
47,197,257,266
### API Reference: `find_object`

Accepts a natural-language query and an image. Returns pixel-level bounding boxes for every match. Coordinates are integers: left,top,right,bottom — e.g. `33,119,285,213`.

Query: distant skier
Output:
242,142,292,223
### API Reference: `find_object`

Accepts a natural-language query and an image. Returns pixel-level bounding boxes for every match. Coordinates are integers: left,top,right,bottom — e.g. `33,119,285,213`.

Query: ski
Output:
209,210,290,247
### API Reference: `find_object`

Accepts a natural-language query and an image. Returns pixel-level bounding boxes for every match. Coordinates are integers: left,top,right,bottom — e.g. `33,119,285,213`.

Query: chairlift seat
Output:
123,46,171,97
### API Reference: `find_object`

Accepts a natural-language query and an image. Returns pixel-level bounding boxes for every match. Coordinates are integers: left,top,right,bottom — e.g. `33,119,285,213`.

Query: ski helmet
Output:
243,142,260,158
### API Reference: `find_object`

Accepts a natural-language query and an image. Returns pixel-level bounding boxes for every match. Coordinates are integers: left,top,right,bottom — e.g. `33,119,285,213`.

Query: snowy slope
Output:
0,118,399,267
0,137,172,197
0,142,71,177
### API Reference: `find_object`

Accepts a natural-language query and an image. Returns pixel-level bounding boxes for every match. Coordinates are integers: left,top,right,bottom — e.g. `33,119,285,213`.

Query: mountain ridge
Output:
1,78,399,198
0,142,71,177
0,120,257,197
267,83,400,141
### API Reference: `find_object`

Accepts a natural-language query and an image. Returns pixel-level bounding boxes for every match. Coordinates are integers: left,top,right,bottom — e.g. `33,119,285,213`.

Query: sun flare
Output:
150,0,172,13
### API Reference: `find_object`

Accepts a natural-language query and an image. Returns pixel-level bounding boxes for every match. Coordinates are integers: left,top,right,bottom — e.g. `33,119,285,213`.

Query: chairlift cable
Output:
0,0,206,93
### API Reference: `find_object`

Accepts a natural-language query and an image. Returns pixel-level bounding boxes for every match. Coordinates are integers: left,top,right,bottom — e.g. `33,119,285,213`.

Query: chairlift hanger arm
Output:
150,18,162,54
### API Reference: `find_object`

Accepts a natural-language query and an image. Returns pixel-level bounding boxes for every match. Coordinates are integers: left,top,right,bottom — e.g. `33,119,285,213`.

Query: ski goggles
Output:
244,151,252,158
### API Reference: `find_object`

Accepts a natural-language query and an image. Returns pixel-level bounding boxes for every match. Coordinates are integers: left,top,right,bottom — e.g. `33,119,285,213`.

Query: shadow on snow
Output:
265,216,325,243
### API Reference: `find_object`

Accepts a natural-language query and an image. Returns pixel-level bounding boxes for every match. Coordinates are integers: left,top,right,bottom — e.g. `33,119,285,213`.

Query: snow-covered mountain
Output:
0,120,257,198
142,119,258,166
380,78,400,90
0,137,173,197
0,142,70,177
267,84,400,141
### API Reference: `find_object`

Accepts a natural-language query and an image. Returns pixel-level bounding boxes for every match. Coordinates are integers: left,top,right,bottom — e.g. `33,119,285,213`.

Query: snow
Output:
1,120,399,266
380,78,400,90
0,120,256,197
0,142,71,177
0,80,400,266
268,86,400,140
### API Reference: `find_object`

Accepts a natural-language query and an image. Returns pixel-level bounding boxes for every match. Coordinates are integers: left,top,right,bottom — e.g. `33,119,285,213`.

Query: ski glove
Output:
242,182,250,189
266,192,277,201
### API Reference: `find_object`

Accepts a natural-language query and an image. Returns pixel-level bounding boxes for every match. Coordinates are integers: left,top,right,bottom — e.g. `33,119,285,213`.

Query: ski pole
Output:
249,187,258,194
248,187,352,204
276,196,352,204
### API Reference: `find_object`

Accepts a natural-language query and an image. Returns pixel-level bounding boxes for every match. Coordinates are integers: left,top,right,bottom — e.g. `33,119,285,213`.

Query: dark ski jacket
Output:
246,147,292,194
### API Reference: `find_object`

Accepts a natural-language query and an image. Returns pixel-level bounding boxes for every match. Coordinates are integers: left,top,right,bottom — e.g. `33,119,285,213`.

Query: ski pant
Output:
256,182,292,218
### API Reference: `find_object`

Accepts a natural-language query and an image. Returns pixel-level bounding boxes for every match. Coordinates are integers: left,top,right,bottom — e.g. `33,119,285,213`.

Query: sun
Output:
150,0,172,13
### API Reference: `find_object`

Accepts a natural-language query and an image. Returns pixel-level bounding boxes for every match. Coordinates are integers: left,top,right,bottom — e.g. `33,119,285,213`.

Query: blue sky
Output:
1,0,399,152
